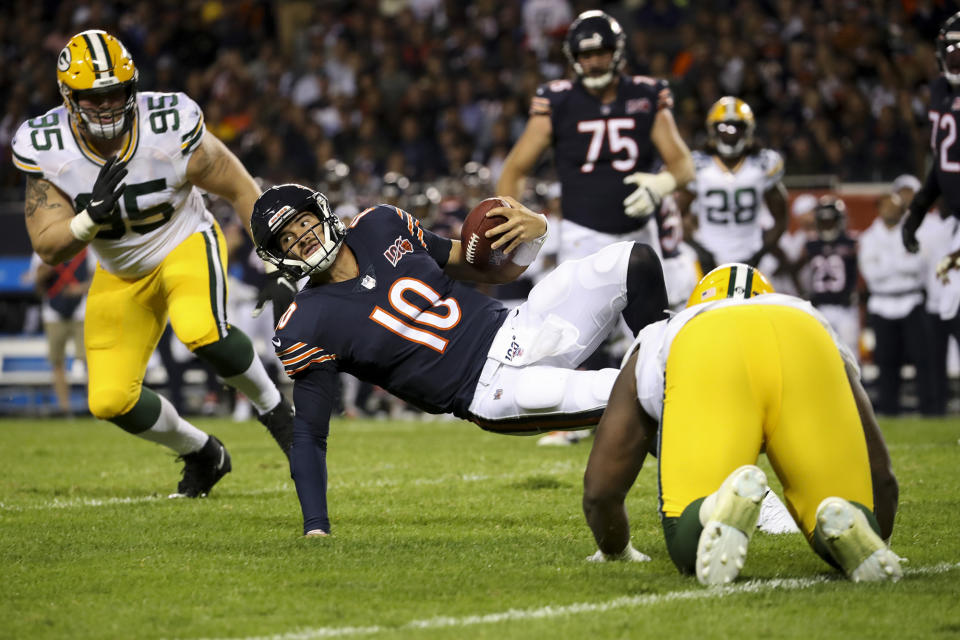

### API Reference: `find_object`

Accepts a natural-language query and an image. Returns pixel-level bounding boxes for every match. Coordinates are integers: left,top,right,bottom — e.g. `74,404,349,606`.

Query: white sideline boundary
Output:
196,563,959,640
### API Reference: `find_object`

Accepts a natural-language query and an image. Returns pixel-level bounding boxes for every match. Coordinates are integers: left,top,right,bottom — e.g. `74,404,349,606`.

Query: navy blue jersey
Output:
927,77,960,216
275,205,509,418
805,234,858,307
532,74,672,234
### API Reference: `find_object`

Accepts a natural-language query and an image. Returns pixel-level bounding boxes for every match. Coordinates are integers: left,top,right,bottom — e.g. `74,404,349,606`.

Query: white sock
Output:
136,394,209,455
222,357,281,414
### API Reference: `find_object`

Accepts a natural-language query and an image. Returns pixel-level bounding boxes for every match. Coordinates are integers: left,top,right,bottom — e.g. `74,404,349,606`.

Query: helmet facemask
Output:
66,81,138,140
713,121,749,158
940,38,960,85
257,192,346,280
563,11,625,91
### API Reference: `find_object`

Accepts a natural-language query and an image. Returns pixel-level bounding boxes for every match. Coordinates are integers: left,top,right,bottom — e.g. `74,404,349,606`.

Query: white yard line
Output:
197,562,959,640
0,462,581,511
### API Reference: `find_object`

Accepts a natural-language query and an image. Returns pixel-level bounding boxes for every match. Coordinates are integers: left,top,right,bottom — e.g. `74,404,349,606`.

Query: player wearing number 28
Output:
250,184,670,536
13,30,293,497
676,97,789,273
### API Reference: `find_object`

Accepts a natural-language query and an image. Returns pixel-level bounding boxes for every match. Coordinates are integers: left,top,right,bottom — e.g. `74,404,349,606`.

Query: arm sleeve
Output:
290,367,338,534
903,166,940,235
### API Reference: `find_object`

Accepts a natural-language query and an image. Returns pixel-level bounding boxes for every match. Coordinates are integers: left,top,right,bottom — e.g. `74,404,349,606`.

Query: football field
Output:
1,415,958,639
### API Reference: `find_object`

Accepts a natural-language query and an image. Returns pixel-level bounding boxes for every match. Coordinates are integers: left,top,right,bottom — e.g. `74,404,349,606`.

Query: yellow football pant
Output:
85,224,230,419
658,304,874,539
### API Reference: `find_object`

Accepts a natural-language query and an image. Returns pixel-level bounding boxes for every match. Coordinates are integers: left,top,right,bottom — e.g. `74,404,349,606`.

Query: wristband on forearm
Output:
511,222,548,267
68,209,100,242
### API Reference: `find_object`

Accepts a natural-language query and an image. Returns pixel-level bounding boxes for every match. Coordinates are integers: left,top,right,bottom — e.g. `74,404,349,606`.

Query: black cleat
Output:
257,395,294,458
170,435,232,498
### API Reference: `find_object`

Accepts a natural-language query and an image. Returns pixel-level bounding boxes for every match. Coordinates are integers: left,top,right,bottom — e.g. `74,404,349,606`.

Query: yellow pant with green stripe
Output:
84,223,230,419
658,304,874,539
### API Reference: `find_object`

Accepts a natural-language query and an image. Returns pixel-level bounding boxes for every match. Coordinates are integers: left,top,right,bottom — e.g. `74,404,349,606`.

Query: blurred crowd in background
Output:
3,0,959,418
1,0,957,209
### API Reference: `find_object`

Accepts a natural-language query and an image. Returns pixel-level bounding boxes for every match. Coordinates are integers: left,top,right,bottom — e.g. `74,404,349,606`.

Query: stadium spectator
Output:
249,183,669,536
27,249,95,416
12,30,294,498
582,264,901,585
860,194,930,416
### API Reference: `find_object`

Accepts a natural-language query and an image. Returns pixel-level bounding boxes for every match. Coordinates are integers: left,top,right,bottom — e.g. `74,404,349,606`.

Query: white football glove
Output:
586,542,651,563
623,171,678,218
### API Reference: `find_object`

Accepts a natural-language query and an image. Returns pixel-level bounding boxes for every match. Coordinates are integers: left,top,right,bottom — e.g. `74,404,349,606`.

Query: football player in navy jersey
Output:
497,10,694,263
903,12,960,300
250,183,669,536
795,196,861,358
497,9,693,445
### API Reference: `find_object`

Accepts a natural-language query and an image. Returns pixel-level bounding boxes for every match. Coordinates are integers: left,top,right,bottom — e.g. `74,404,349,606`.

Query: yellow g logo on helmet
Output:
687,263,774,307
57,30,138,140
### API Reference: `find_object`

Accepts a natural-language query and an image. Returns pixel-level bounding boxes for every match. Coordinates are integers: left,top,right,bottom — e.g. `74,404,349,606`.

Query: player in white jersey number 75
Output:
13,30,294,498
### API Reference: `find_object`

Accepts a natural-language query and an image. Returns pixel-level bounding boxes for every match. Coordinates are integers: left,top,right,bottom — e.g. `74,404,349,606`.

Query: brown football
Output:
461,197,511,271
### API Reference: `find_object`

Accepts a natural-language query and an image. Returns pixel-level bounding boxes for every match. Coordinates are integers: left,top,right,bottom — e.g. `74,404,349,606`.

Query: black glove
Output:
253,275,298,324
87,156,128,223
901,217,920,254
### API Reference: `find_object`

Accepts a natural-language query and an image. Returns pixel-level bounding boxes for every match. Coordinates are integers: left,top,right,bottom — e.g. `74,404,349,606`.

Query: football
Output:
461,197,511,271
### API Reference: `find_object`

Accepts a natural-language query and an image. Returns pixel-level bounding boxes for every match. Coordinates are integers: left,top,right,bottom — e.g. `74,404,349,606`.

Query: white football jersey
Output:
687,149,785,265
12,91,212,278
631,293,857,422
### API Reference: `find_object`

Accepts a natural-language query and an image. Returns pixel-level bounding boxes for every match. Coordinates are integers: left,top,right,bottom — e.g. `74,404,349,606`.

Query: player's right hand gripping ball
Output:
461,197,511,271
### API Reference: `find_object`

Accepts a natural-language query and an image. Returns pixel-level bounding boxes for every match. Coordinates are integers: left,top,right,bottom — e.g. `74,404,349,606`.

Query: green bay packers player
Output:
582,263,901,585
676,97,789,272
13,30,293,497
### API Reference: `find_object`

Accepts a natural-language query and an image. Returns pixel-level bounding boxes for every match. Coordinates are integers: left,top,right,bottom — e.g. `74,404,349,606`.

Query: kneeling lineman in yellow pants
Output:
582,263,902,585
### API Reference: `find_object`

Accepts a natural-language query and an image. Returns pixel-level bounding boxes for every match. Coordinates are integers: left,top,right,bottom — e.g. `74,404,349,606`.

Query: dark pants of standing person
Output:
924,311,960,416
869,305,930,416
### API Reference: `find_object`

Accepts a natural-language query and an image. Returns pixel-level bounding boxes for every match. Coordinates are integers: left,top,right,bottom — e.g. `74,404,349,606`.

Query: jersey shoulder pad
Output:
532,80,573,115
627,76,673,110
757,148,785,183
349,204,431,251
137,91,205,158
10,107,72,178
930,76,952,104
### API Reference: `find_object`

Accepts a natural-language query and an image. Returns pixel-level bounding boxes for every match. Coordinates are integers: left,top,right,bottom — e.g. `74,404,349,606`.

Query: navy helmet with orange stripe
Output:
57,30,138,140
251,184,346,280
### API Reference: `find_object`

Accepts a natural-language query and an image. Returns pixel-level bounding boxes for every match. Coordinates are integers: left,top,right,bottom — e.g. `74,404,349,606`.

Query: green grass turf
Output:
0,415,957,639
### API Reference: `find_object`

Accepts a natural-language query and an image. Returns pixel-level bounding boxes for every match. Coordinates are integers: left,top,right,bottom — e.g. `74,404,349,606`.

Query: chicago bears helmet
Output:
938,12,960,85
57,30,138,139
250,184,346,280
687,263,774,307
706,97,756,159
814,195,847,242
562,10,626,90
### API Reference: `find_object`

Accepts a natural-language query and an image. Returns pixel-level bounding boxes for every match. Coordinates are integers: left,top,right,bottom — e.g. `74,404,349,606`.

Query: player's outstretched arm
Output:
844,360,898,542
495,115,552,199
186,131,260,233
583,351,656,558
